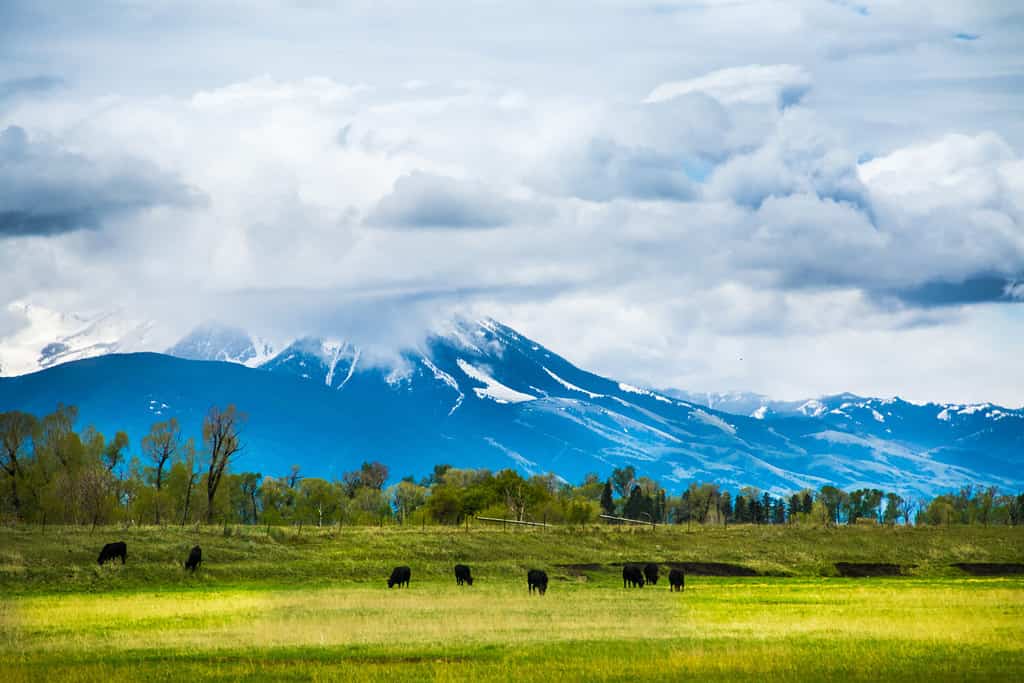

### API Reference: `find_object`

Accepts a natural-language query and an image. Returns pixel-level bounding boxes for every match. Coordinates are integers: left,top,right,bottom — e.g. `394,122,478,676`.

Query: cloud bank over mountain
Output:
1,0,1022,404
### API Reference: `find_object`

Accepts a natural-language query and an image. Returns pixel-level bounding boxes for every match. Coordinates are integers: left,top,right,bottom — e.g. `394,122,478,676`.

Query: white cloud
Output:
1,0,1023,404
646,64,812,106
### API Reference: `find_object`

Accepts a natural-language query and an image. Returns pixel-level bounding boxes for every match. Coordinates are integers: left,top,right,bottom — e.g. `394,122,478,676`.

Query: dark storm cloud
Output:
885,276,1022,308
0,126,203,238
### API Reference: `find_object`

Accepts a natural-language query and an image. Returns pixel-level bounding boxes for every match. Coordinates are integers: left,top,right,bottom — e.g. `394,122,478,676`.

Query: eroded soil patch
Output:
665,562,759,576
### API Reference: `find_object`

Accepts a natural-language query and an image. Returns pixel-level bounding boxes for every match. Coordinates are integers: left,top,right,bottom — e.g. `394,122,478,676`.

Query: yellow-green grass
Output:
2,577,1022,681
2,525,1023,680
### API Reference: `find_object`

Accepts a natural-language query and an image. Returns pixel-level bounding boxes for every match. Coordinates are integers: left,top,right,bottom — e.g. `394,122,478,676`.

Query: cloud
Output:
366,171,545,229
704,107,871,211
891,276,1018,307
646,64,812,108
1,0,1024,403
0,125,203,238
0,76,64,105
534,138,697,202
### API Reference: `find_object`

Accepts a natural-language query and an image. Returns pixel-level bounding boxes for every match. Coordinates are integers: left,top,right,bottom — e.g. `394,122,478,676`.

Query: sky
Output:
1,1,1023,405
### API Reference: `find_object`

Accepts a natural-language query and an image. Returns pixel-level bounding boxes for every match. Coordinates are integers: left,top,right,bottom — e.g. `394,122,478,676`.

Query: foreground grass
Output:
2,578,1022,681
1,525,1021,680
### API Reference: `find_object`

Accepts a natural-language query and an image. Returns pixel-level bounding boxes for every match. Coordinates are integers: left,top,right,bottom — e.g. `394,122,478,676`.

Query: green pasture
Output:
1,525,1022,680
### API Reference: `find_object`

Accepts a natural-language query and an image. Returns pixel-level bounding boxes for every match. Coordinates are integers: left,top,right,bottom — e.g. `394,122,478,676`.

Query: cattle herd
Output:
95,541,687,593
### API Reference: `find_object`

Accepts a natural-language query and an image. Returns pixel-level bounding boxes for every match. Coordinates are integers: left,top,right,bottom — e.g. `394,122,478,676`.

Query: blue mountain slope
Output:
1,319,1021,496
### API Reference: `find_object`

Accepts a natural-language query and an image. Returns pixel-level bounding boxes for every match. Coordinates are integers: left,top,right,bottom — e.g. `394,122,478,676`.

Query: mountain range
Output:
0,314,1021,497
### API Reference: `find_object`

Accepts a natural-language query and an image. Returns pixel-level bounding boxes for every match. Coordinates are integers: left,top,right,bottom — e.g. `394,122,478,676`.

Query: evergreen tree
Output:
788,493,802,520
623,486,646,520
773,497,786,524
733,495,748,523
719,491,732,525
600,480,615,516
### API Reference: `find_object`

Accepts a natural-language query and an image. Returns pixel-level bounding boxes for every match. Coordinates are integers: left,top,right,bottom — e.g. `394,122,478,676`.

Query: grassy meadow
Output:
1,524,1023,680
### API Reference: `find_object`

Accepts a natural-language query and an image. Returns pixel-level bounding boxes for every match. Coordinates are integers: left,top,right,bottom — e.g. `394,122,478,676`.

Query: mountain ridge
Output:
1,318,1020,497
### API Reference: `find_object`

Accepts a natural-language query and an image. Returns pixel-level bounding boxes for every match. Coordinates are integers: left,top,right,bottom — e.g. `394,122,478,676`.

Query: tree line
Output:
2,405,1022,528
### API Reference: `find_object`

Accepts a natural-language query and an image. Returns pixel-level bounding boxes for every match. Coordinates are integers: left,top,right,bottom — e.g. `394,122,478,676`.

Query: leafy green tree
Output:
0,411,38,517
297,478,341,526
883,492,903,526
258,476,294,525
390,480,428,523
426,484,464,523
610,466,635,498
818,485,845,525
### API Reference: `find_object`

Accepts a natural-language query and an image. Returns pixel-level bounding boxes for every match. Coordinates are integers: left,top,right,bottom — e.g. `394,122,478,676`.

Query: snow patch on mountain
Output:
421,356,464,415
543,367,603,399
691,408,737,435
619,383,672,404
484,437,538,474
457,358,536,404
799,399,826,417
750,406,768,420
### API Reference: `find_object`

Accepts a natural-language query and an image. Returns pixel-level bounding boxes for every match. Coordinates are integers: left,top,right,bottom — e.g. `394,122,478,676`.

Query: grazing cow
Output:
184,545,202,572
623,564,645,588
97,541,127,566
388,565,411,588
527,569,548,595
454,564,473,586
643,563,660,585
669,568,685,591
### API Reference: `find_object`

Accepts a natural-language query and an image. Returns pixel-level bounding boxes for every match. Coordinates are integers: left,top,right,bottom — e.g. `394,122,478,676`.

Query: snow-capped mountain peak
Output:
165,323,277,367
0,301,164,376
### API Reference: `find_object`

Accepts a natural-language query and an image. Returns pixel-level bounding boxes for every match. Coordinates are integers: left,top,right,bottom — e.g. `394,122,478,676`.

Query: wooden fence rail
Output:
475,516,550,527
599,514,656,527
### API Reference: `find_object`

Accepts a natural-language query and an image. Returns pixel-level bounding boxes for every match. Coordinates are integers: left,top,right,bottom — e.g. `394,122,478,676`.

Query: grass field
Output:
2,524,1023,680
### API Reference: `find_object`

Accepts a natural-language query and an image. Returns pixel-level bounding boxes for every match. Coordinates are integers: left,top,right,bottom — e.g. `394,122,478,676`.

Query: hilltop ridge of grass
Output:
2,523,1021,594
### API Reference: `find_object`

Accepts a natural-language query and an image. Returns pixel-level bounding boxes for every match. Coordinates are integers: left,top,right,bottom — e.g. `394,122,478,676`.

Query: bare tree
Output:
0,411,38,516
179,438,199,526
142,418,180,524
898,497,917,526
78,465,114,531
203,405,245,523
239,472,262,524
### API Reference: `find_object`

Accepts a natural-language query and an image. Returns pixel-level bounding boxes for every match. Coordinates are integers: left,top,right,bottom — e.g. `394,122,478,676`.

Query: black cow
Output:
97,541,127,566
643,563,660,585
454,564,473,586
623,564,645,588
669,567,685,591
388,565,411,588
527,569,548,595
184,545,202,572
